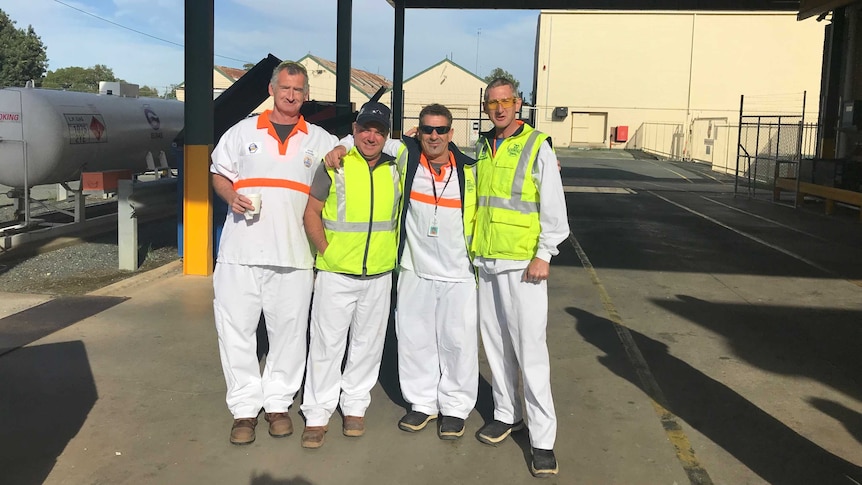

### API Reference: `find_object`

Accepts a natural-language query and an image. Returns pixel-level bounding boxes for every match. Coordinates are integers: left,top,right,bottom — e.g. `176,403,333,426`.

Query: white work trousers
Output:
301,271,392,426
213,263,313,418
478,266,557,449
396,269,478,419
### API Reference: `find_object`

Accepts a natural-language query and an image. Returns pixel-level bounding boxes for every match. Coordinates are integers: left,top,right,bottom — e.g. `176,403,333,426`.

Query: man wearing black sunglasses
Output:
324,103,479,441
472,77,569,478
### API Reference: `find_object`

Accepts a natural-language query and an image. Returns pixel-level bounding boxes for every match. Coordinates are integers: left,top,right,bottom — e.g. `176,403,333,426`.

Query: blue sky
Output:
3,0,540,98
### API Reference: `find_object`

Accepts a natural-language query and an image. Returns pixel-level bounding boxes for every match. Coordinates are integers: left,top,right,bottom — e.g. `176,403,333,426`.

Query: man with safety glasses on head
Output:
324,103,479,442
472,78,569,478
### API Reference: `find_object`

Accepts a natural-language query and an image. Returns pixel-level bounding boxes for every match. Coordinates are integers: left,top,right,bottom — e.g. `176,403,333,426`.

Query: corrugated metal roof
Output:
305,54,392,98
216,66,248,82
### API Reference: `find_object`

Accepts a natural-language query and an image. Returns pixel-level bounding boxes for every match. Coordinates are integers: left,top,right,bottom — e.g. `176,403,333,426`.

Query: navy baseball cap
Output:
356,102,391,132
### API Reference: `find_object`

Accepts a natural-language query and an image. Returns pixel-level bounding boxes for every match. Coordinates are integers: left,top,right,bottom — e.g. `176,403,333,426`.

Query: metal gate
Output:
735,92,819,199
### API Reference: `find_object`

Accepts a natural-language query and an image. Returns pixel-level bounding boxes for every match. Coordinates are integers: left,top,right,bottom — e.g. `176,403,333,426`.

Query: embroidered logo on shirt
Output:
303,150,315,168
507,143,522,158
465,178,475,193
248,143,259,154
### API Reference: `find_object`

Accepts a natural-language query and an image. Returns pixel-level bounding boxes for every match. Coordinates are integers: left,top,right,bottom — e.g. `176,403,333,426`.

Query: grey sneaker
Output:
530,448,559,477
476,419,524,446
438,416,465,440
398,411,438,432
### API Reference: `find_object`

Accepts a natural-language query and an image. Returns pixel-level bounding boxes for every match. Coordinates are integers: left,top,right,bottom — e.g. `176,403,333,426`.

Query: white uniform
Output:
475,140,569,450
300,149,404,427
397,153,478,419
302,271,393,426
211,111,337,419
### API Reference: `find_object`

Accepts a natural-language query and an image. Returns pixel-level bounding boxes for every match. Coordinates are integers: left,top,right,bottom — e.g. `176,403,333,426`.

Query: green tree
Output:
243,63,255,71
41,64,123,93
138,85,159,98
0,9,48,87
163,84,179,99
484,67,520,97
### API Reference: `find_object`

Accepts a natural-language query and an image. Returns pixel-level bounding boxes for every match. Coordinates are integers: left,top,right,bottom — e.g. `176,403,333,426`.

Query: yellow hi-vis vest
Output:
316,146,407,276
472,124,547,260
461,163,479,262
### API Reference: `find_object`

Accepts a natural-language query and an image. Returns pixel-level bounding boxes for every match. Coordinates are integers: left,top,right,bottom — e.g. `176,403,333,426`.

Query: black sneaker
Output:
530,448,559,477
476,419,525,446
438,416,465,440
398,411,438,432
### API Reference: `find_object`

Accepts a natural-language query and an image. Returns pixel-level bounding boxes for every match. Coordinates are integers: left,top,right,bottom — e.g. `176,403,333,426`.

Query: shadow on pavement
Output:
653,295,862,403
569,306,862,485
808,398,862,447
0,296,127,357
0,341,97,485
249,473,314,485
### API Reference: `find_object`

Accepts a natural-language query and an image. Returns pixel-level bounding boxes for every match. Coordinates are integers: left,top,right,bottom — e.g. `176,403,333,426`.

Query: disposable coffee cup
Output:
244,193,261,220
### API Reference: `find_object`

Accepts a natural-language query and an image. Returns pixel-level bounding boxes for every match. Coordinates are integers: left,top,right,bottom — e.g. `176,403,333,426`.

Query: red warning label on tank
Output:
65,113,107,144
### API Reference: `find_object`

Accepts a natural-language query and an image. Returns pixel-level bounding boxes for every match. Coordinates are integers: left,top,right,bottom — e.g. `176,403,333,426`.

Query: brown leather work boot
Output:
342,415,365,437
265,412,293,438
230,418,258,445
301,425,328,449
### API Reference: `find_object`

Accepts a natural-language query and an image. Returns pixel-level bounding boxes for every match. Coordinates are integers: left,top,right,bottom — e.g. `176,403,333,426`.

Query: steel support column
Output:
336,0,353,137
392,0,405,138
183,0,214,275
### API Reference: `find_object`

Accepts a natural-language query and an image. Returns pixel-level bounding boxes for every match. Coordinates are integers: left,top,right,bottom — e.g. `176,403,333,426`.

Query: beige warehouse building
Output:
532,10,825,164
403,58,486,147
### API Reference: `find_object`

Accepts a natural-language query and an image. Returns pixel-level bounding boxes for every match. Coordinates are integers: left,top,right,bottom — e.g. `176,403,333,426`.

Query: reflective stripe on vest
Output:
473,126,546,261
317,147,406,275
323,158,401,233
463,163,478,257
477,130,541,214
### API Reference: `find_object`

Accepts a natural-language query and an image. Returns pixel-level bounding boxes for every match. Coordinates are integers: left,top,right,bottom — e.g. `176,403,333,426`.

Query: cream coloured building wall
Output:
402,59,486,147
533,10,824,152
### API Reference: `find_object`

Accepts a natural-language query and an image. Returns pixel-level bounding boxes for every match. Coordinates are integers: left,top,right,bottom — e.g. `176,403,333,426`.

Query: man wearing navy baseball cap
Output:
300,100,408,448
355,101,391,133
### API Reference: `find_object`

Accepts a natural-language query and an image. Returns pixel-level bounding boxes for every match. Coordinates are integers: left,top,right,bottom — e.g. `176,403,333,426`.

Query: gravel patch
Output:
0,218,180,296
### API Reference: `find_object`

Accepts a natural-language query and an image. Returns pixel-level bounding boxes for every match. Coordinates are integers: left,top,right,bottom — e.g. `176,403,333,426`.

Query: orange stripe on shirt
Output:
234,178,310,194
410,190,461,208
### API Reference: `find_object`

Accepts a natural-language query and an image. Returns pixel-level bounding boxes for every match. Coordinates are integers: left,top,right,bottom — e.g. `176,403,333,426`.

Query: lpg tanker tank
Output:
0,86,184,188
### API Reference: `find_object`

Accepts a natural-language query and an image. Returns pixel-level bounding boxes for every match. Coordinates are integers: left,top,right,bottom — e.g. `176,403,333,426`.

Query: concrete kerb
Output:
87,259,184,297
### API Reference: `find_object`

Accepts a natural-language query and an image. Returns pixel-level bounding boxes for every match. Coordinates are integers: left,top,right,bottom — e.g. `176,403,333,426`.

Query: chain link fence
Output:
401,103,489,149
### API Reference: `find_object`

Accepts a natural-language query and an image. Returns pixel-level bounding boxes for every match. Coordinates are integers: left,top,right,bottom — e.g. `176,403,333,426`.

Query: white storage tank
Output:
0,86,184,188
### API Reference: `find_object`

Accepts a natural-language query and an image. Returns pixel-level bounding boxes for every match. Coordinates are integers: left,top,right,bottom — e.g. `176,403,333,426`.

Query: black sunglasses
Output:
418,125,451,135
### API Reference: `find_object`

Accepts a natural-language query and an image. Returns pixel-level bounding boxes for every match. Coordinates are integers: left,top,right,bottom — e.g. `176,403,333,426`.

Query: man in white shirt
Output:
210,61,337,445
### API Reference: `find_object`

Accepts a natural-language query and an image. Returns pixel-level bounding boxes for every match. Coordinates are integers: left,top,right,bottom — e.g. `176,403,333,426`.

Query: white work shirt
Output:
211,111,338,268
401,153,474,282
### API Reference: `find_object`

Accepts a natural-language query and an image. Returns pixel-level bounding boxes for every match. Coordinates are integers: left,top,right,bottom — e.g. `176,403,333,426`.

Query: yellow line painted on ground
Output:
569,233,714,485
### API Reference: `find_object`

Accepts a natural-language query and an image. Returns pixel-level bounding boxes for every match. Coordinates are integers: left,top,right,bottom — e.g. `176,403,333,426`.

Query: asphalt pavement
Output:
1,152,861,485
